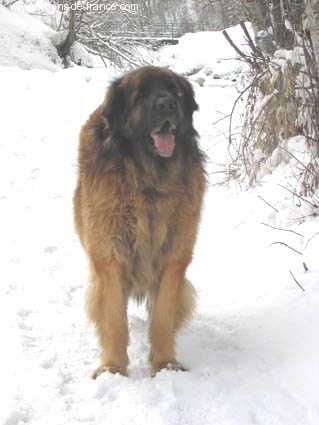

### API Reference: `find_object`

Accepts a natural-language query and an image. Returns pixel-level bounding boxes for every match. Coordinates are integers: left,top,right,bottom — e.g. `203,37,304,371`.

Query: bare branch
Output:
258,195,279,213
278,146,317,178
3,0,20,6
223,29,255,67
278,184,319,209
289,270,306,291
305,231,319,249
268,242,303,255
93,35,143,68
261,222,304,237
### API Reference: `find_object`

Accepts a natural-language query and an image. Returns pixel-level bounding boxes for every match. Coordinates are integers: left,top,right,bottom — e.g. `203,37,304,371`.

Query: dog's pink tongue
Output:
151,130,175,153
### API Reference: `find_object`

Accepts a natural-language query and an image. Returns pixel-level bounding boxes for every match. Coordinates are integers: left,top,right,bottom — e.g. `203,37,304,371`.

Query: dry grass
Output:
224,23,319,200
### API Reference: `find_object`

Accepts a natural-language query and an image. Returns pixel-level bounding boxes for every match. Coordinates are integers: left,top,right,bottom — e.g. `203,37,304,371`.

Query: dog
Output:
73,66,206,378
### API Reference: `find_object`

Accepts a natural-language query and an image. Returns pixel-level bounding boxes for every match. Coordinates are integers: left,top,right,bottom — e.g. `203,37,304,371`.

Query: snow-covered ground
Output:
1,9,319,425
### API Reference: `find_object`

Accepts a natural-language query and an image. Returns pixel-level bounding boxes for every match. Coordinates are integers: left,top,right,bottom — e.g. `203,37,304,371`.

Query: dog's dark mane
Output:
83,67,204,191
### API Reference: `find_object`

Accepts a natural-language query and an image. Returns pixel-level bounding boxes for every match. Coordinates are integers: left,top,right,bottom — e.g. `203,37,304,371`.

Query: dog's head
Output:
102,66,198,159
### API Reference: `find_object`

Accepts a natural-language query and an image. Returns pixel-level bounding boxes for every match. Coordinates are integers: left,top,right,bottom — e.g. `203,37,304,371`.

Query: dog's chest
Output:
134,191,173,253
125,191,176,293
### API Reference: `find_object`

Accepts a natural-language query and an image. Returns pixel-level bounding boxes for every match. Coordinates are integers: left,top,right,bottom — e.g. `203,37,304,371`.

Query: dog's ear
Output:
178,75,199,114
102,78,124,133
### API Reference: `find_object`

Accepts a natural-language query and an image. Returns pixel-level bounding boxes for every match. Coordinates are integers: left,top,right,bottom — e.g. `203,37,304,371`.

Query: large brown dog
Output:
73,66,205,378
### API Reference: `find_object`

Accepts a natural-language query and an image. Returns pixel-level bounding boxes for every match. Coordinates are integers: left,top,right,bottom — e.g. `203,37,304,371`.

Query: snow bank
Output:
157,24,252,88
0,4,62,70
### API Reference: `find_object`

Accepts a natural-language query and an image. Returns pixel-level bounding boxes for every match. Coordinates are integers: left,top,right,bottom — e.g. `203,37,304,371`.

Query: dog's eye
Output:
138,85,150,98
168,83,180,97
133,87,150,104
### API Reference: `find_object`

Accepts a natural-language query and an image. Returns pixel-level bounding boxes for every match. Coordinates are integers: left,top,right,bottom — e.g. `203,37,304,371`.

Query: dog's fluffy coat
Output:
73,66,205,377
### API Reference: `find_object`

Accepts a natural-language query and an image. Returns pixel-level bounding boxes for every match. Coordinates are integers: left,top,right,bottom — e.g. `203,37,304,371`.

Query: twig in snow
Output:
268,242,303,255
305,231,319,249
258,195,279,213
261,222,304,238
289,270,305,292
211,113,231,126
303,262,309,272
278,146,317,178
279,184,319,209
233,221,246,230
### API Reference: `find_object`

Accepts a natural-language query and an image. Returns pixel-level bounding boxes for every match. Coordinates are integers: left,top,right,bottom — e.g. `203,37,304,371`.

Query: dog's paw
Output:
91,364,128,379
151,361,188,377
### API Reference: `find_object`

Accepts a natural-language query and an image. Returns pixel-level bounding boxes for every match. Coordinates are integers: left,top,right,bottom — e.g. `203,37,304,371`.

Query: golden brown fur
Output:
73,66,206,378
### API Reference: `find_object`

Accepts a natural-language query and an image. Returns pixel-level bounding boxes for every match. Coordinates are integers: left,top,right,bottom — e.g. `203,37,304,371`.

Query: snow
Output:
158,25,250,81
1,14,319,425
0,4,62,70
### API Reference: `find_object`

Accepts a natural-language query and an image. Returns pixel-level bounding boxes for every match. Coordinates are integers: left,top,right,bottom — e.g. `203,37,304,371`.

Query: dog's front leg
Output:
87,257,129,378
149,261,193,376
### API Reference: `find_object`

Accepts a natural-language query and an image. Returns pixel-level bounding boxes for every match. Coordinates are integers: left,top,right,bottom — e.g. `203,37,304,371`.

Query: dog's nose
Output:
152,93,176,112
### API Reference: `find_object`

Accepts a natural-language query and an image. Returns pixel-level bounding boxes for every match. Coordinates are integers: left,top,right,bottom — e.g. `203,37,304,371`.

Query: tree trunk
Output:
57,0,77,63
217,0,230,28
304,0,319,72
243,0,275,54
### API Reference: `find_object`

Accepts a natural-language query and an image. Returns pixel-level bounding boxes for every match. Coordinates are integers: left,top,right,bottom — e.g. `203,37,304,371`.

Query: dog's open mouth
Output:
150,121,176,158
